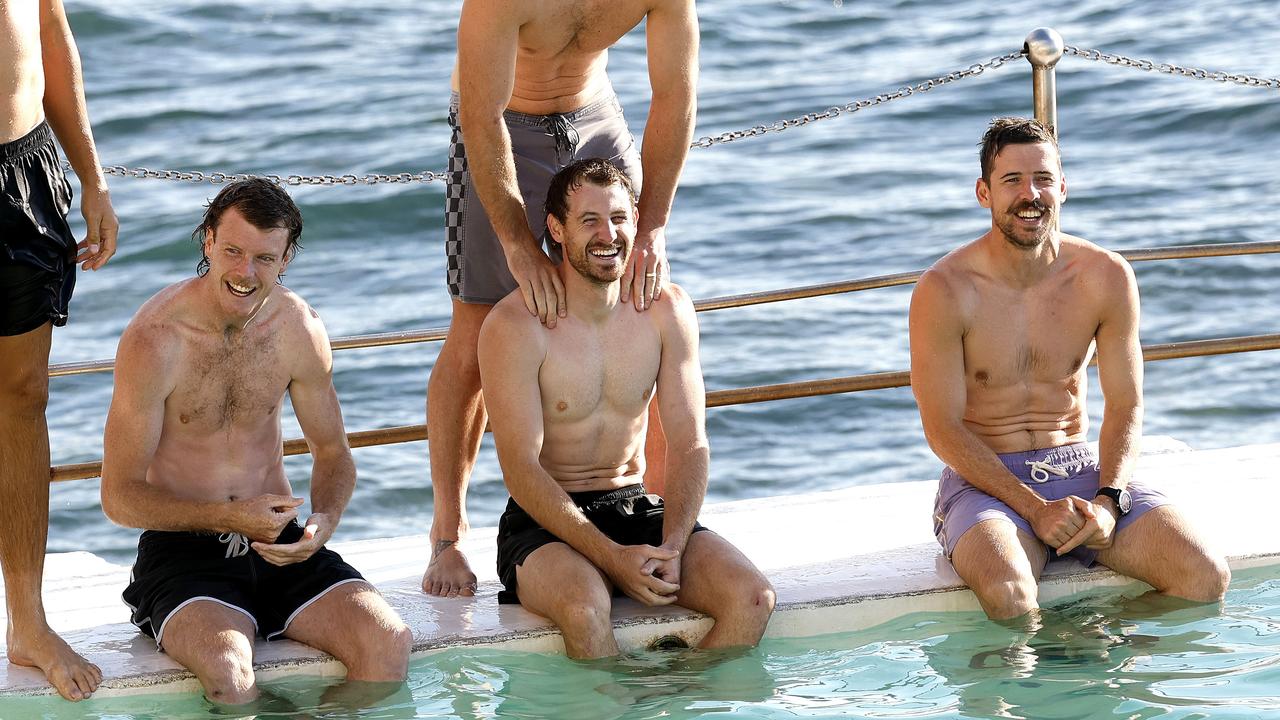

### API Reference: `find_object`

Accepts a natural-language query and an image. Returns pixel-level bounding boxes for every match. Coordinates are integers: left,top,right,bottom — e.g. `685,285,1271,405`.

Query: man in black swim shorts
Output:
480,159,774,658
101,179,410,706
1,0,119,702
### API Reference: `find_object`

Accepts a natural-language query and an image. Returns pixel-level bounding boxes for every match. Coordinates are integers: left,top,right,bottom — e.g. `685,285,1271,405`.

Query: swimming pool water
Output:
7,566,1279,719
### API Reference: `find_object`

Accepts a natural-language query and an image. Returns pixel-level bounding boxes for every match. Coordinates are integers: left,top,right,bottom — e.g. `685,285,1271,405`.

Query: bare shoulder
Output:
460,0,533,27
1062,234,1138,292
271,287,333,374
115,281,195,387
913,243,978,316
481,292,549,353
650,282,697,329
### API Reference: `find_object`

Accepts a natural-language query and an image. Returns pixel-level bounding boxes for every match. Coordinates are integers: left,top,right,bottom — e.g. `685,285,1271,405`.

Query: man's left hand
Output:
641,542,682,593
252,513,335,566
75,186,119,271
620,227,669,311
1055,496,1117,554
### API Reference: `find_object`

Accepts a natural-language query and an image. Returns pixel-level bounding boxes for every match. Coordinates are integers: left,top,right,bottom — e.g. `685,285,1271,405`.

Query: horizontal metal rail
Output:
50,332,1280,483
45,240,1280,378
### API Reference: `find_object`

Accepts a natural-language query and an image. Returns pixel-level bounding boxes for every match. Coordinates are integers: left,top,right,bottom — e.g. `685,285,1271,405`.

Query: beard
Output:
996,201,1057,249
567,242,630,285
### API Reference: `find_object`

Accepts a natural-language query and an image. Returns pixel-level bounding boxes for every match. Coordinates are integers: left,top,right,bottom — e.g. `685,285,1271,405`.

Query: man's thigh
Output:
670,530,767,615
514,541,613,618
1096,505,1216,589
283,581,400,657
160,599,257,670
950,519,1049,591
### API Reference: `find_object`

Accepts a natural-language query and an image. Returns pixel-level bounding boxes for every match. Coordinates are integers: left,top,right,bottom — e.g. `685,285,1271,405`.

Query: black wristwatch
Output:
1094,487,1132,518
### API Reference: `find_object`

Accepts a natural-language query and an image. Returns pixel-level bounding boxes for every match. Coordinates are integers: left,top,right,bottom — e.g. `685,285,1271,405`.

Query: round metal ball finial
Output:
1024,27,1064,68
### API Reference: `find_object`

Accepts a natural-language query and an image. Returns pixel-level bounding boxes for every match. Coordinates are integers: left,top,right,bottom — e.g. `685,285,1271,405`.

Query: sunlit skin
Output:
423,0,698,598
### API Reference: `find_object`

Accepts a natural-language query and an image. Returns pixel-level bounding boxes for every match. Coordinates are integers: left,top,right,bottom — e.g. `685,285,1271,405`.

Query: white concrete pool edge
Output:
3,439,1276,698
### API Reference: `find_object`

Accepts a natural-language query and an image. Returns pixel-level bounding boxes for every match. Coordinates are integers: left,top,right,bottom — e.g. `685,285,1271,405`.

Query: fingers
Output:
620,257,636,303
87,216,119,270
519,281,538,317
1056,520,1096,555
552,272,566,319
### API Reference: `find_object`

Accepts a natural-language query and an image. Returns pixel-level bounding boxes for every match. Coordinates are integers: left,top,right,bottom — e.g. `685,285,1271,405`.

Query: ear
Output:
547,214,565,245
975,177,992,209
203,227,215,253
1059,174,1068,204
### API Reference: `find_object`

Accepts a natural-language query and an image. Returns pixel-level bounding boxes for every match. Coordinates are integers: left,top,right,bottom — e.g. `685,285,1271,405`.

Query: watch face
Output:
1117,489,1132,514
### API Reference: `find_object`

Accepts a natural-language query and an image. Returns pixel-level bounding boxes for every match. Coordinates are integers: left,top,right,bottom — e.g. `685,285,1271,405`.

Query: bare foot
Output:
7,624,102,701
421,540,477,597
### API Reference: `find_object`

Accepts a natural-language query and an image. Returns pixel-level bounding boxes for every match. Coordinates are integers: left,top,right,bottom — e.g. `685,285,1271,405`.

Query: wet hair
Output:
543,158,637,224
979,117,1060,182
192,178,303,277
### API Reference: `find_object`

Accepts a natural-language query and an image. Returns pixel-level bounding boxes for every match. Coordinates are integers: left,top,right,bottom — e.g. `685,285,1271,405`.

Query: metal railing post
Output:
1024,28,1065,134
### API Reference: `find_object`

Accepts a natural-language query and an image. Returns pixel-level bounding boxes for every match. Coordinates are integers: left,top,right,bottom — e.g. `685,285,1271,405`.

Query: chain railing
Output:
1064,46,1280,89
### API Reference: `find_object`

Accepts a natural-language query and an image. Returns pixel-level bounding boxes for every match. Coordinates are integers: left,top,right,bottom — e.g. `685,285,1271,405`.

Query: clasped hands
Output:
603,542,682,607
1030,495,1118,554
224,494,333,566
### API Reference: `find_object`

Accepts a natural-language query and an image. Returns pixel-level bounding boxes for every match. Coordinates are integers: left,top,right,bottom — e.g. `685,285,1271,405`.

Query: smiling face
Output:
202,206,292,321
548,180,636,285
977,141,1067,250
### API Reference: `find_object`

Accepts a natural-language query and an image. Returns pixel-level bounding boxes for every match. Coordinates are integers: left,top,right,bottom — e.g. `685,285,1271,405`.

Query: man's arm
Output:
100,322,301,539
621,0,698,311
652,284,707,550
39,0,118,270
1060,256,1143,552
909,269,1083,549
456,0,564,327
253,305,356,565
479,302,678,605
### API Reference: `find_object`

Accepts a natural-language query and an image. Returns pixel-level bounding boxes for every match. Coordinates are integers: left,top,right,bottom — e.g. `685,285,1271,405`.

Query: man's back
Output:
0,0,45,140
920,234,1131,453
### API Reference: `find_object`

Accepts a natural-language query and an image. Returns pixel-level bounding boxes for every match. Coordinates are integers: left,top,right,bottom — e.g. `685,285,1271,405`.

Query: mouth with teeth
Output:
225,279,257,298
588,244,622,261
1012,201,1048,224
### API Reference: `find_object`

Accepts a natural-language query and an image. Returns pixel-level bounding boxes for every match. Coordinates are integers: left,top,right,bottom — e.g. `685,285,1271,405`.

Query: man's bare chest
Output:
521,0,650,56
962,286,1098,386
540,330,660,423
167,336,289,432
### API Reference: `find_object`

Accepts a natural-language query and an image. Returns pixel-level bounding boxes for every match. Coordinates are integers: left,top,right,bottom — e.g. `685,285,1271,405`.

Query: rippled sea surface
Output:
43,0,1279,561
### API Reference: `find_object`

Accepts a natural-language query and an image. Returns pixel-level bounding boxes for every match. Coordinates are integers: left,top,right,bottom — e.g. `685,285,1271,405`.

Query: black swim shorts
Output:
495,483,708,604
123,520,366,649
0,121,77,336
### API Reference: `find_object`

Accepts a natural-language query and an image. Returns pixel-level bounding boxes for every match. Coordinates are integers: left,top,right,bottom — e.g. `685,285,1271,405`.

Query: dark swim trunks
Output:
933,443,1170,567
445,91,642,304
0,121,77,336
496,483,708,604
123,520,365,649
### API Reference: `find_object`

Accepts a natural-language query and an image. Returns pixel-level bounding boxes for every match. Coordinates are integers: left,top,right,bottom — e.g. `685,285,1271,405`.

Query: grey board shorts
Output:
933,443,1169,567
445,92,642,304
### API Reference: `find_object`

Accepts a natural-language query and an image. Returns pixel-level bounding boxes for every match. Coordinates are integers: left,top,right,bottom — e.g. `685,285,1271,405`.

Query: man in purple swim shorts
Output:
908,117,1230,621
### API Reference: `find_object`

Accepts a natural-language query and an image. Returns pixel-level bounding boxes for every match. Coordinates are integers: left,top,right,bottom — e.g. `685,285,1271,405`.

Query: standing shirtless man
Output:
422,0,698,598
100,180,410,705
909,117,1229,621
482,158,772,657
1,0,118,701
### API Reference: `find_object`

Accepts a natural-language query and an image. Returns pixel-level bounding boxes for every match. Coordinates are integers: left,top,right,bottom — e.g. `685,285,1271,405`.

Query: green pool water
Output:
7,567,1279,719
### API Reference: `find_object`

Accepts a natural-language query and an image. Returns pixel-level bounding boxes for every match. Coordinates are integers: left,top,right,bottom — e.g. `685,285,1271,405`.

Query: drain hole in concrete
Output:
649,635,689,651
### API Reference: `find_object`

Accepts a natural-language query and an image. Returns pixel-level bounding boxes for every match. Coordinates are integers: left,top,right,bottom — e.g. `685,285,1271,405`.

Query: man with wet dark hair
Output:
910,117,1229,621
101,179,410,705
481,158,773,657
1,0,119,701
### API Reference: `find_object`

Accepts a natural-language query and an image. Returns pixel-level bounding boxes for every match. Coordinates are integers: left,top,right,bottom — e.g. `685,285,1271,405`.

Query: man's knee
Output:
721,572,776,624
1175,552,1231,603
0,360,49,418
549,587,613,636
345,622,412,680
974,578,1039,620
199,649,257,706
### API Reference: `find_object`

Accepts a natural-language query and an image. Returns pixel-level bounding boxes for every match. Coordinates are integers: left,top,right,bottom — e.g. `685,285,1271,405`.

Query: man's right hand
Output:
421,540,478,597
1028,497,1086,550
225,494,303,543
604,544,680,606
504,240,566,328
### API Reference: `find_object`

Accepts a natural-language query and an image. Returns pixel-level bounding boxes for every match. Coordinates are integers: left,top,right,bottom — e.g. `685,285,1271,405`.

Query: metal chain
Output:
74,45,1278,186
1064,45,1280,89
688,50,1027,149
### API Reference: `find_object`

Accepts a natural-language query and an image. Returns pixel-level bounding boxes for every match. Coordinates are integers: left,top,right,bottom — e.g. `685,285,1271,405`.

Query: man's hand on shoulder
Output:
253,511,335,567
503,238,566,328
225,494,303,544
603,544,680,606
621,226,670,311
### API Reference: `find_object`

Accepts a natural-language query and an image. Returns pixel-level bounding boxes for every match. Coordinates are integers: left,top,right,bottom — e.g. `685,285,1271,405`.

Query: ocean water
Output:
40,0,1280,562
9,566,1280,718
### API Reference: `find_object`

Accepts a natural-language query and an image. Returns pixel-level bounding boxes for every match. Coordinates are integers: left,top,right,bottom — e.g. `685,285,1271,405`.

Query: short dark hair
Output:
192,178,304,277
544,158,637,224
979,117,1059,182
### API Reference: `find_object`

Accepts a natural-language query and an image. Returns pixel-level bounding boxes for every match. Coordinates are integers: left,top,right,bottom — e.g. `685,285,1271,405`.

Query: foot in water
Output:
421,541,478,597
7,623,102,701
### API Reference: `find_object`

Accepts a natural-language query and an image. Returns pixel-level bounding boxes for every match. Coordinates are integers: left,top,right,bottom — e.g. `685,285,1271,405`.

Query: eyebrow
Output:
999,170,1057,180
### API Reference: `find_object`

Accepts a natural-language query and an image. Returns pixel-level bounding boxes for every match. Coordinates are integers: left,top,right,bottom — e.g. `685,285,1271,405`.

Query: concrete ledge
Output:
3,440,1277,697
